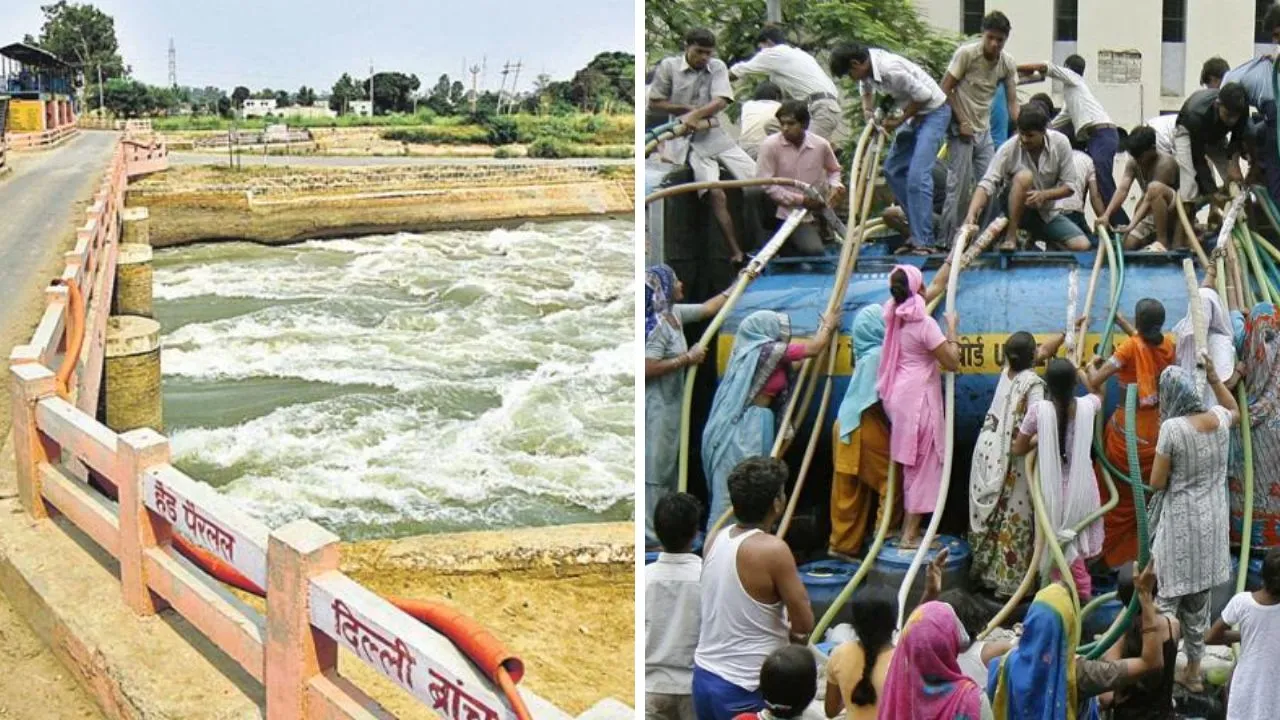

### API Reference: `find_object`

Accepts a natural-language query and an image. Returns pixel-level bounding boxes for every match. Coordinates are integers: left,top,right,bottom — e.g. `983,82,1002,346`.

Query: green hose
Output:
1078,590,1119,623
1215,252,1257,596
645,119,680,143
1081,384,1150,658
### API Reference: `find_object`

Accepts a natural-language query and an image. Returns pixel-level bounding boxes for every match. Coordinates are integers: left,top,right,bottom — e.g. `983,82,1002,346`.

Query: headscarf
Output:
1158,365,1207,421
989,584,1098,720
836,304,885,442
876,602,984,720
1172,288,1235,406
703,310,793,454
1242,302,1280,423
645,264,678,338
875,264,926,398
1035,397,1103,574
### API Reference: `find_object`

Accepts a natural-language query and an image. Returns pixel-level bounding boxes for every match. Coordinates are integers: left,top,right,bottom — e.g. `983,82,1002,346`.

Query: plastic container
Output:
869,535,971,607
798,559,862,609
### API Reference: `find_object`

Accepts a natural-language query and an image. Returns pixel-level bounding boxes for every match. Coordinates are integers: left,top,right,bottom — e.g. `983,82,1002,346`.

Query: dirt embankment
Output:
126,163,635,246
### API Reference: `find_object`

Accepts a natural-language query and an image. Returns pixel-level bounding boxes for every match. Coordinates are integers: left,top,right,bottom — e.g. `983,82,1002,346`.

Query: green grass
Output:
151,112,633,144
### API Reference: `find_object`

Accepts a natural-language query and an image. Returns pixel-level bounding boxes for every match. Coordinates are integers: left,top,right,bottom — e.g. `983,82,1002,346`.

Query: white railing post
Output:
117,428,171,615
9,364,58,519
266,519,340,719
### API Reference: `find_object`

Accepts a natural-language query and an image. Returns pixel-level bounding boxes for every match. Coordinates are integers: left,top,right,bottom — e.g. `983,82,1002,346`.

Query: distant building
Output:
281,102,336,120
241,97,277,118
348,99,372,117
913,0,1265,127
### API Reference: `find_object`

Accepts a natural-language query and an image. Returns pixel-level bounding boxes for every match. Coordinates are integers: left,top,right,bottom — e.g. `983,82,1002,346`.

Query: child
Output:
736,646,819,720
823,591,895,720
1206,547,1280,720
646,493,703,720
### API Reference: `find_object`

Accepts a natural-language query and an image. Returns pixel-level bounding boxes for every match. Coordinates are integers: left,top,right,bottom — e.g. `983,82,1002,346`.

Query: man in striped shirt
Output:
830,43,951,253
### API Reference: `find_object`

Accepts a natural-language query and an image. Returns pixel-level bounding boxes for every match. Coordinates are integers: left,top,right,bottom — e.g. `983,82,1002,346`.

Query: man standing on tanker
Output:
649,28,757,266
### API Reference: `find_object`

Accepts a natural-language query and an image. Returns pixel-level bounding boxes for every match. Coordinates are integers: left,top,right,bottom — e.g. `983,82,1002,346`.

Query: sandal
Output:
894,244,932,256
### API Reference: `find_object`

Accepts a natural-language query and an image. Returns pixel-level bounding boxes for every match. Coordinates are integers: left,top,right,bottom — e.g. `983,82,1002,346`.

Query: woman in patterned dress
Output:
1148,361,1239,691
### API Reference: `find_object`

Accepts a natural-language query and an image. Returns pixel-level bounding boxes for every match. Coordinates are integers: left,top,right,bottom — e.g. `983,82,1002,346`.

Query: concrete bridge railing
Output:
79,117,153,133
8,136,580,720
9,124,81,152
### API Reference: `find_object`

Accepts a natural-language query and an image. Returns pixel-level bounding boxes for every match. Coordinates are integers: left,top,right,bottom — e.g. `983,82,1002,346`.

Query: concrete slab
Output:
0,438,264,719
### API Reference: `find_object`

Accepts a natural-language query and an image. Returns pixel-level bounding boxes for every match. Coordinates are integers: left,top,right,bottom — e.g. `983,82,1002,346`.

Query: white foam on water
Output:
155,220,634,535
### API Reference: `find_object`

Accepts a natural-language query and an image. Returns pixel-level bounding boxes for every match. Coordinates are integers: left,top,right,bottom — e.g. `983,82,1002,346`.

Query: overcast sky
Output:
1,0,634,92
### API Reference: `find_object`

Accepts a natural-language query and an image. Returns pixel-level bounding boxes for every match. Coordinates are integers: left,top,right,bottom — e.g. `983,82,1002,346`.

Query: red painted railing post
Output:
266,519,340,719
9,364,59,519
117,428,172,615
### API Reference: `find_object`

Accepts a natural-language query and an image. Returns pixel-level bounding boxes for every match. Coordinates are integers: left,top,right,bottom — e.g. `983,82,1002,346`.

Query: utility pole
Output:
167,38,177,88
368,60,374,115
467,61,481,114
497,61,510,114
508,59,522,115
766,0,782,23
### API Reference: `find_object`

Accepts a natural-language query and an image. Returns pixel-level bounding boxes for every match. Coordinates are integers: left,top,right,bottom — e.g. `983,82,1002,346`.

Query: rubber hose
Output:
808,463,898,645
1081,384,1149,658
896,225,970,629
1026,450,1080,614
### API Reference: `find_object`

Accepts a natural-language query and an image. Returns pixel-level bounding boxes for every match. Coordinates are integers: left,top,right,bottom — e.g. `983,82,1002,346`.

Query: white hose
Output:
896,225,972,628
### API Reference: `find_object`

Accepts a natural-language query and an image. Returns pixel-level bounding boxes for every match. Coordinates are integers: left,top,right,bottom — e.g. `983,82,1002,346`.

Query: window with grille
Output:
963,0,985,36
1162,0,1186,43
1055,0,1079,42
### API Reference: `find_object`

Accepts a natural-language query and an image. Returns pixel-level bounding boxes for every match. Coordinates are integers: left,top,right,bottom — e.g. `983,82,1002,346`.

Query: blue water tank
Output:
866,535,971,614
798,559,862,608
716,254,1198,530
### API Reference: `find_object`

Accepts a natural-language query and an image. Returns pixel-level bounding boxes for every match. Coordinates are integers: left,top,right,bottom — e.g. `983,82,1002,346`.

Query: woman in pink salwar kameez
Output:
875,265,960,548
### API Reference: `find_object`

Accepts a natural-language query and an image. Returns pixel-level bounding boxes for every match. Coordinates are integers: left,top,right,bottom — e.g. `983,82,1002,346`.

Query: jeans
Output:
1086,126,1127,225
940,127,996,244
883,104,952,247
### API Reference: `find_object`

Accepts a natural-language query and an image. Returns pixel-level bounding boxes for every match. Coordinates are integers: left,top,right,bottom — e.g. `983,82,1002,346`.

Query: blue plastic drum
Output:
798,559,862,608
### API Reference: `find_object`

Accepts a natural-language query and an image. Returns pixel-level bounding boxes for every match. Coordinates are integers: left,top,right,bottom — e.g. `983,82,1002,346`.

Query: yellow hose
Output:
675,209,810,493
703,123,879,538
896,224,973,629
777,131,888,536
1026,450,1081,614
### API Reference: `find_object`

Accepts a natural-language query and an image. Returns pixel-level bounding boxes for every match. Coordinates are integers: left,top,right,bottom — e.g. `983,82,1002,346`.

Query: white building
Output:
348,99,373,117
241,97,277,118
912,0,1269,127
281,102,337,120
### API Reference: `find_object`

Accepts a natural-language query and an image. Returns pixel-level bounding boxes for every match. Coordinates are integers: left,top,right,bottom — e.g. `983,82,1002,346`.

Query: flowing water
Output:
151,219,634,540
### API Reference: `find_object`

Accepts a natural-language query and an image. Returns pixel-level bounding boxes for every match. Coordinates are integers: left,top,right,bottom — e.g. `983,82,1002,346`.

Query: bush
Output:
527,137,570,158
380,126,490,145
493,145,519,158
485,116,519,145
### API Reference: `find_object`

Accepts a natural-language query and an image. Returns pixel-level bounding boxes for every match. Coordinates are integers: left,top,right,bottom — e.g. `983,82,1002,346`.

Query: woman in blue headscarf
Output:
988,565,1165,720
701,308,839,527
645,264,729,548
828,304,899,559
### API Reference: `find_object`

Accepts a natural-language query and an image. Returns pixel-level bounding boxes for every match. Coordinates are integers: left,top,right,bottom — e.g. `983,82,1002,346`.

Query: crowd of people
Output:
646,6,1280,720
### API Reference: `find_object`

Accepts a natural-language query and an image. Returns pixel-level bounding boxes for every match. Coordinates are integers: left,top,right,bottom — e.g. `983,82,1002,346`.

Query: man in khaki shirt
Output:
939,11,1019,246
649,28,757,265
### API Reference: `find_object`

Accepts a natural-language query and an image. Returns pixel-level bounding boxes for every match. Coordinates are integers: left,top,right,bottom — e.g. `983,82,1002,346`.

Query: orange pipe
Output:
167,525,531,719
53,277,85,400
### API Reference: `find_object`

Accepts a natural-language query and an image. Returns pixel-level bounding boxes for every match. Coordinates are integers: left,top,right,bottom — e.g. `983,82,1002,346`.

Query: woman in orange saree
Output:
1087,299,1176,569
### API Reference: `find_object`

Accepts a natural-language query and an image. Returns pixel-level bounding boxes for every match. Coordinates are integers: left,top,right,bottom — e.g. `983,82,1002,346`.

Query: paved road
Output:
0,132,113,718
168,151,631,168
0,131,119,337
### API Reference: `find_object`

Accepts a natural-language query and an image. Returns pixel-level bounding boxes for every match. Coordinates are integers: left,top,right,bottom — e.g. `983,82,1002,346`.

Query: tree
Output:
232,86,250,109
275,90,291,107
296,85,316,107
255,88,274,99
329,73,360,113
217,95,232,118
367,71,420,114
99,77,152,117
570,52,634,110
426,73,455,115
35,2,127,78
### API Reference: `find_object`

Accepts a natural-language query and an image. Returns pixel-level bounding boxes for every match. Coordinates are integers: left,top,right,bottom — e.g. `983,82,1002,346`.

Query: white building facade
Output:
241,98,277,118
348,100,373,117
912,0,1270,127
